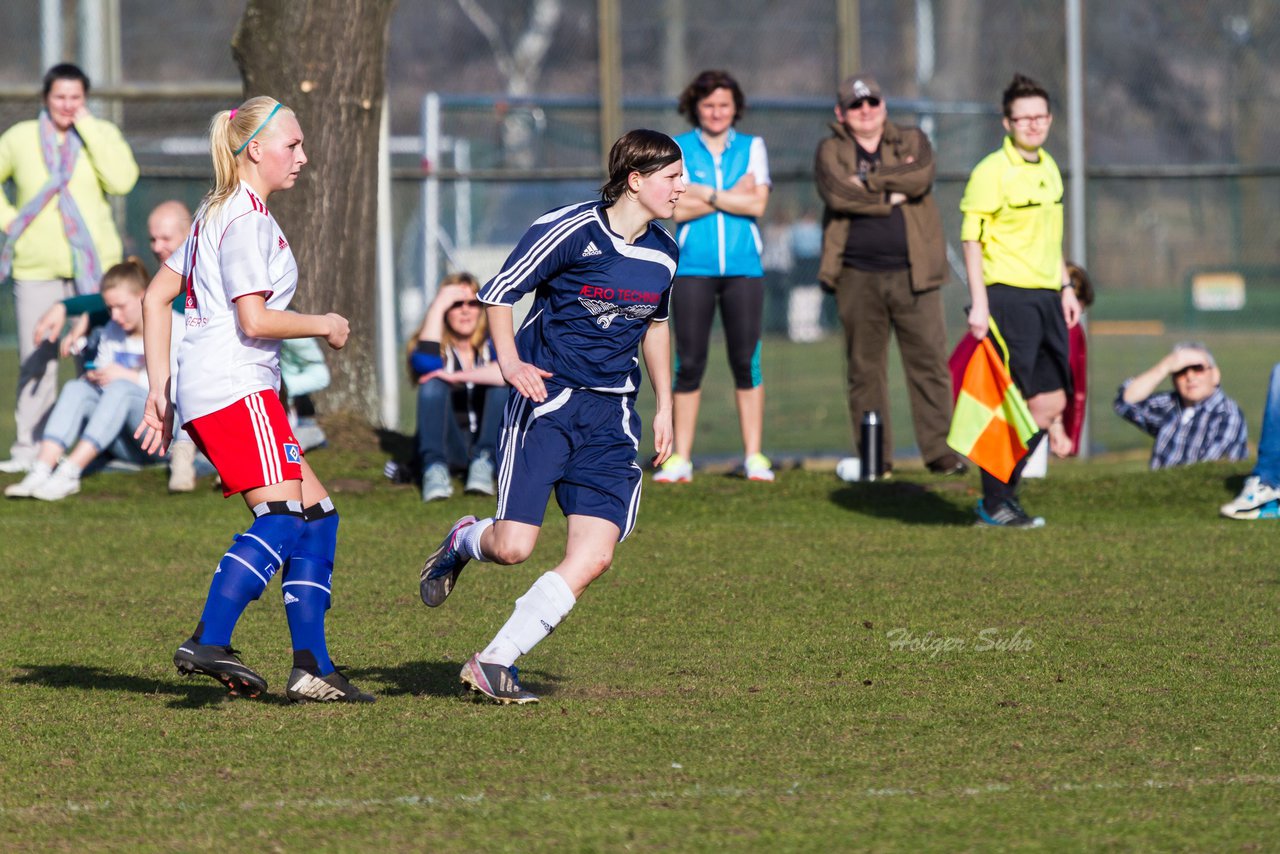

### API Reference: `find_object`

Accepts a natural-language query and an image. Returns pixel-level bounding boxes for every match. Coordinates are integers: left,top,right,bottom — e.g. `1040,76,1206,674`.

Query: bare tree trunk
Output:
232,0,396,420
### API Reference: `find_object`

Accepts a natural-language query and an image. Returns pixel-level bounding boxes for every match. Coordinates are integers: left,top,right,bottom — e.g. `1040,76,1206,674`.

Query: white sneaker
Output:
168,441,197,493
1220,475,1280,519
745,453,775,482
293,420,328,452
0,456,33,474
464,453,495,496
421,463,454,502
5,460,53,498
836,457,862,482
653,454,692,483
32,462,81,501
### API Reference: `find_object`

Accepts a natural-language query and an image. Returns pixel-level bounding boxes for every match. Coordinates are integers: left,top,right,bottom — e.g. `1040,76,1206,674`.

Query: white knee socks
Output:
480,571,577,667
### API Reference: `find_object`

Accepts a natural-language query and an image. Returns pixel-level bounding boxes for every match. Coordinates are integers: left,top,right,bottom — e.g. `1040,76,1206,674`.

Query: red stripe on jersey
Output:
184,221,200,310
246,189,268,215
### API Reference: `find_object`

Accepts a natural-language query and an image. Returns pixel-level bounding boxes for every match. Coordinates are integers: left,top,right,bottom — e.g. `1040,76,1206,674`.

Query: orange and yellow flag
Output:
947,337,1038,483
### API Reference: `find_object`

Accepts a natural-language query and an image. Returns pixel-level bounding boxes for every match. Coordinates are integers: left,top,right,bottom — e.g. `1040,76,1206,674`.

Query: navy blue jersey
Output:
479,200,678,395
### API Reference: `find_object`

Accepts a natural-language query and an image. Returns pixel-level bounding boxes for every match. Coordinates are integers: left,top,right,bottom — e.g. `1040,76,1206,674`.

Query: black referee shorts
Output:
986,284,1072,399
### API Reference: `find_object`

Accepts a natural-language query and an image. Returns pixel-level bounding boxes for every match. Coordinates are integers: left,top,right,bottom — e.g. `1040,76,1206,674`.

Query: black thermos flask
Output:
860,410,882,481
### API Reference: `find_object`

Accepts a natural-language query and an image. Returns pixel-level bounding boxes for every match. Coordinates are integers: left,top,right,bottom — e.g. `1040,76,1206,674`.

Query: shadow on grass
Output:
376,427,415,463
346,659,564,699
1222,472,1248,498
11,663,291,709
830,480,975,526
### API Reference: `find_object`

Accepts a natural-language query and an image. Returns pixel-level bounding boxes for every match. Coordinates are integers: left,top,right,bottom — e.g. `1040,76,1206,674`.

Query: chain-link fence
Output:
2,0,1278,460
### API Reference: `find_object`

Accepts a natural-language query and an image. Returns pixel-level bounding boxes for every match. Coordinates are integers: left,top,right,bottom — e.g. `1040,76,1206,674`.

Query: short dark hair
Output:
600,129,682,205
677,69,745,127
1066,262,1094,309
1001,73,1049,118
43,63,90,98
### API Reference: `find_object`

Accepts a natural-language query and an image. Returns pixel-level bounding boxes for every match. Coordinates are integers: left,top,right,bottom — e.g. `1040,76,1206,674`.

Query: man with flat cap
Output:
814,73,964,478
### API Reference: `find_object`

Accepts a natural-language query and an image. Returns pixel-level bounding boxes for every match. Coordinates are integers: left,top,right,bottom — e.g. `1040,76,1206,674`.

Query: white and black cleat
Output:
285,664,376,704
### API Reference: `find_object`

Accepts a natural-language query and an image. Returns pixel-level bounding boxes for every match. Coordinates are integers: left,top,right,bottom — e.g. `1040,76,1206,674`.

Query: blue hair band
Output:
233,102,283,156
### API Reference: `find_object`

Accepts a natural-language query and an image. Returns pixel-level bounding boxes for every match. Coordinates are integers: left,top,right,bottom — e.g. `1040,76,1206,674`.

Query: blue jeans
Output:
1254,363,1280,485
415,379,506,470
42,377,152,465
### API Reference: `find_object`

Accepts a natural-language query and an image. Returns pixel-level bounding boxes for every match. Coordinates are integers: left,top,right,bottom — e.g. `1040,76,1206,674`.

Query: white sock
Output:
480,572,577,667
459,517,494,562
56,459,82,479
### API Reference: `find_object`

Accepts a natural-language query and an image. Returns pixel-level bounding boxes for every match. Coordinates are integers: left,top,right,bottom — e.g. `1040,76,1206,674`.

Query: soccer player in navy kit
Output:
136,96,373,703
417,129,684,704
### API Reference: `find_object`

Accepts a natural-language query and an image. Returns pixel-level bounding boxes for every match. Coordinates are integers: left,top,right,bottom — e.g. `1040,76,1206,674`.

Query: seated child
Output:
6,259,155,500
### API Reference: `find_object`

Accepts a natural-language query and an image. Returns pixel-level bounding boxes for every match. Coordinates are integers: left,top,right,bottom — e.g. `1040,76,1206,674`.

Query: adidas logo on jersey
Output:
581,241,603,258
283,591,300,605
278,235,288,250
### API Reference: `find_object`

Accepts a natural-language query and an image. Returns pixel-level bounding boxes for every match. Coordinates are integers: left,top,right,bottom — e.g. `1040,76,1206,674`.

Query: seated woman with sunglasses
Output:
407,272,508,501
1113,341,1246,470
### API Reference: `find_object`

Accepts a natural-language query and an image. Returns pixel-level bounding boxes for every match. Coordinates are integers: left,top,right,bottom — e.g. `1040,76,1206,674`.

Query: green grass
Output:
1,442,1279,850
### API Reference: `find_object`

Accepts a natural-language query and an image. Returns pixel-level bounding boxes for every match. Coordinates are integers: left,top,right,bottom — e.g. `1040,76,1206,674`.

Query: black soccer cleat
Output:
419,515,476,607
459,654,539,705
174,636,268,698
285,666,377,704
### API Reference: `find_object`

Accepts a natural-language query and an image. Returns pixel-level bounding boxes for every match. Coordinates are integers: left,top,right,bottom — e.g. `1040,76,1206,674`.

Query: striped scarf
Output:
0,110,102,294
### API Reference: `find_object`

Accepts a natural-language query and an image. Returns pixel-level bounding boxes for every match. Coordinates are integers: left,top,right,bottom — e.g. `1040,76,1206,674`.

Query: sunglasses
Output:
1173,364,1209,378
449,300,482,310
846,97,881,110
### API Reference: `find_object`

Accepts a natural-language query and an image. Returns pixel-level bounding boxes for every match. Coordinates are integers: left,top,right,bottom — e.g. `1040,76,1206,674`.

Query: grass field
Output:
2,432,1279,850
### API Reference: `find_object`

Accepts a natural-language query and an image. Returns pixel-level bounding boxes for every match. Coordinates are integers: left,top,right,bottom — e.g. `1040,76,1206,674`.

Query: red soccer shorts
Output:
185,390,303,497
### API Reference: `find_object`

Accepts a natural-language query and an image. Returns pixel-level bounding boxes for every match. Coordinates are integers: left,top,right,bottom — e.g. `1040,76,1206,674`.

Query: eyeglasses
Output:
1173,364,1209,378
449,300,482,310
1009,114,1051,128
845,97,881,111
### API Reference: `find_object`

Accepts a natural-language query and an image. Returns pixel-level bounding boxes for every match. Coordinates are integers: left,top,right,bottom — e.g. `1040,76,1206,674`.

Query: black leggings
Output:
671,275,764,392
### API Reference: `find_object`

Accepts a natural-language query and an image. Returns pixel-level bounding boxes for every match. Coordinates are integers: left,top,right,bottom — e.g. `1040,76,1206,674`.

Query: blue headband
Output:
233,103,283,156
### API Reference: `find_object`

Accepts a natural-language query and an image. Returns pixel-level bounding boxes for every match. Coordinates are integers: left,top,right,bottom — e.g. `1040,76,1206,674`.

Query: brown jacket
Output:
814,119,948,293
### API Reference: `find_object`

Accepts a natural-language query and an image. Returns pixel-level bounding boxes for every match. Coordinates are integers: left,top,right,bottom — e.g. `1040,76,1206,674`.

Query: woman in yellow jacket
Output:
0,63,138,473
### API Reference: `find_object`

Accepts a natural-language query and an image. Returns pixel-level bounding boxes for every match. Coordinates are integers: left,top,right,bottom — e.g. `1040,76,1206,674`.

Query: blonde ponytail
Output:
198,95,294,222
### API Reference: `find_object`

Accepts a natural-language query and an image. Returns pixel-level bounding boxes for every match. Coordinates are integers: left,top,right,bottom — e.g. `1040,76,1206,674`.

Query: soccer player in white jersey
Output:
135,96,373,703
417,129,684,704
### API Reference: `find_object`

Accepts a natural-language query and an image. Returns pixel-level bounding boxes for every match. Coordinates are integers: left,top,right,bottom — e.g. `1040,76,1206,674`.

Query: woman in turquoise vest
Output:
654,70,773,483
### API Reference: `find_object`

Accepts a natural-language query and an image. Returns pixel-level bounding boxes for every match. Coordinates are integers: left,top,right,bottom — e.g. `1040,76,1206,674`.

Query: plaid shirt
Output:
1114,383,1248,470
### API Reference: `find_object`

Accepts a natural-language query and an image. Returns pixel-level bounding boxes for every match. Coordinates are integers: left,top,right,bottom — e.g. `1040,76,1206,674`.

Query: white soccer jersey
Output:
164,181,298,423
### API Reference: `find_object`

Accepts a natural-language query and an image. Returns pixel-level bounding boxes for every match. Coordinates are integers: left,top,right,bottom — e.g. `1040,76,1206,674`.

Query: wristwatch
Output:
708,190,718,208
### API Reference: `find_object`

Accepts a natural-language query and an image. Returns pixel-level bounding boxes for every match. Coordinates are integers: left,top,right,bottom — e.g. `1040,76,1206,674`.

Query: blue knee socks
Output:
281,498,339,675
196,501,305,647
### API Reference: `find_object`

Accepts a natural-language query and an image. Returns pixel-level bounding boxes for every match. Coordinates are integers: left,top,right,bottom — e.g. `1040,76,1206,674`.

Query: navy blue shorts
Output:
495,387,643,541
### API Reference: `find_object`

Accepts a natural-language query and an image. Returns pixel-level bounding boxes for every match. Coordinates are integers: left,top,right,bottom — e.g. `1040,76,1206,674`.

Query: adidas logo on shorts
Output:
581,241,603,258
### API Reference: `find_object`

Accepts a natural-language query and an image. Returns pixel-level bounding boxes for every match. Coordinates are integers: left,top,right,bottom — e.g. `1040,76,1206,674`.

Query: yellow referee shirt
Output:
960,135,1063,290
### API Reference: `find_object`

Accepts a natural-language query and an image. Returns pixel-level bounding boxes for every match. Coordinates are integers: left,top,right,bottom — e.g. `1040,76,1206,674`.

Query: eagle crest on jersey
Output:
577,297,657,329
